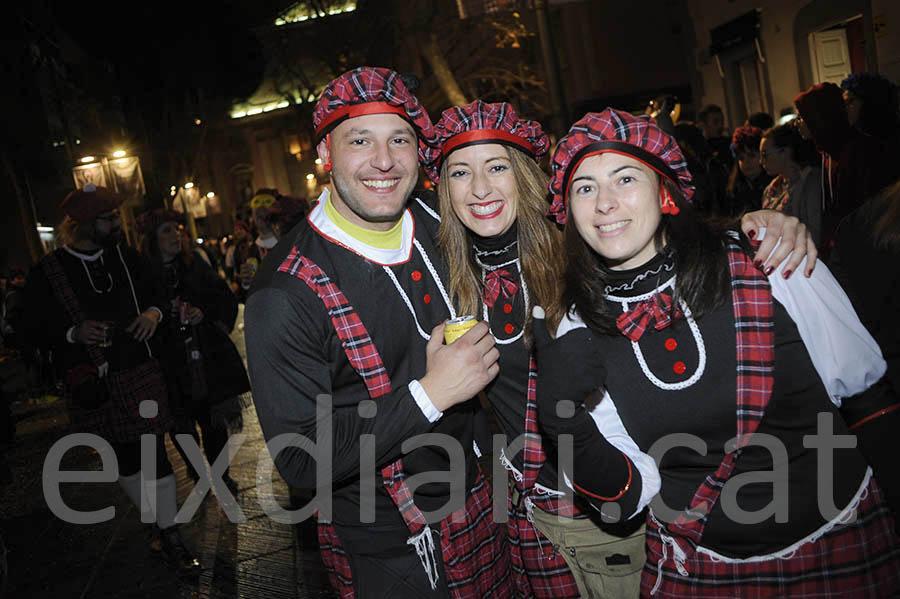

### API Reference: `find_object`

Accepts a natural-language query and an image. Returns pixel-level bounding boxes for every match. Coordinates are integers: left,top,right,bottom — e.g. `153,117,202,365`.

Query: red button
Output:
504,323,515,334
411,270,422,281
503,303,513,314
423,293,431,304
673,361,686,375
665,338,677,351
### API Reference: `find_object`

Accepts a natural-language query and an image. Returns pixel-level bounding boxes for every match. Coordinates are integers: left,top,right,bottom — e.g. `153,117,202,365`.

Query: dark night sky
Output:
51,0,285,101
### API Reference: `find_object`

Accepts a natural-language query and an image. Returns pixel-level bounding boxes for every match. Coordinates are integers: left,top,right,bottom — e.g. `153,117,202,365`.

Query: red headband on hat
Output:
547,108,694,225
422,99,549,184
312,67,437,160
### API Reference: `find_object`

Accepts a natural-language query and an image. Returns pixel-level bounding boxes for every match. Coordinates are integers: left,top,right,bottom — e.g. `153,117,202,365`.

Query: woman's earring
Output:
660,182,680,215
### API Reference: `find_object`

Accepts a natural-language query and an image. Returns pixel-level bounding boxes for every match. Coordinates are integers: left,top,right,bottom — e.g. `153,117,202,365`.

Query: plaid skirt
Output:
317,472,512,598
507,484,582,599
67,359,173,443
641,473,900,598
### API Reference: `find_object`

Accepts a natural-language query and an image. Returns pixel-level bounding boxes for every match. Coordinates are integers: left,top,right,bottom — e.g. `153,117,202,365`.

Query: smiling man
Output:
245,67,511,598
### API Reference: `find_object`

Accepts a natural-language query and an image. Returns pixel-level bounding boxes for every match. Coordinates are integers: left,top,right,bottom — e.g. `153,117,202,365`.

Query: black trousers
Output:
170,409,230,479
333,522,452,599
112,435,173,478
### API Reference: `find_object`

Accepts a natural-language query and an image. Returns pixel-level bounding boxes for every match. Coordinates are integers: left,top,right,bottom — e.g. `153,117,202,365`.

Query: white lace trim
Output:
696,467,873,564
413,196,441,222
607,277,706,391
382,242,456,341
605,261,675,294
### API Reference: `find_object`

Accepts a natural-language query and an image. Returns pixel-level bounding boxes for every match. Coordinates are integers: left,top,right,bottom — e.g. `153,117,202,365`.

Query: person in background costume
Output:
22,185,201,576
245,67,512,598
538,108,900,598
137,208,250,497
725,126,771,216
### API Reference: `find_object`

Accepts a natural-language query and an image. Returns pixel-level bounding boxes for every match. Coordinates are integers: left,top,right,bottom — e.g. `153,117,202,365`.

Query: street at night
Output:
3,1,900,597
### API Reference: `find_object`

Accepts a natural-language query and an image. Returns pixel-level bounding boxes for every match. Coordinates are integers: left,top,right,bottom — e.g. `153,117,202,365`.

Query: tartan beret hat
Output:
312,67,437,154
547,108,694,225
421,100,549,184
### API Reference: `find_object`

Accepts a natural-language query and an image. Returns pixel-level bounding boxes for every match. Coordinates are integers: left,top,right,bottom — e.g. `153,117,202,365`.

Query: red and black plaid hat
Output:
730,125,764,156
420,100,549,184
312,67,437,150
135,208,184,235
61,184,125,222
547,108,694,225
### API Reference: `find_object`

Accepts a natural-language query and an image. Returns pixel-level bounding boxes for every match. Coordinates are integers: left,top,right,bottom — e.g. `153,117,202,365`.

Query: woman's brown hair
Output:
437,147,566,342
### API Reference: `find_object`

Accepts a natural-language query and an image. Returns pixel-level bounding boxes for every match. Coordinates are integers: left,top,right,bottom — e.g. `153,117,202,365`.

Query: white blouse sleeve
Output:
556,311,662,517
759,229,887,406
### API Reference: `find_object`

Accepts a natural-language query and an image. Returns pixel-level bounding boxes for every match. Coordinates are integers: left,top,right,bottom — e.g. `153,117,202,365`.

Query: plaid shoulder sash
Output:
277,248,443,593
663,239,774,564
41,250,108,371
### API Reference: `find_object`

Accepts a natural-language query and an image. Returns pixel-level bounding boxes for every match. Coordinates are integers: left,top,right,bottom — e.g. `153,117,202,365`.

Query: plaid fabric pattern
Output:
483,268,519,308
316,520,354,599
42,250,172,442
642,475,900,598
311,66,437,151
506,356,583,597
547,108,695,225
279,249,511,598
278,249,392,398
615,292,683,342
421,99,549,183
665,240,774,554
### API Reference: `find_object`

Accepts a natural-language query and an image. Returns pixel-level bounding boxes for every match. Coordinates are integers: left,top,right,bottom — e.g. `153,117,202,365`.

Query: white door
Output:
810,29,852,85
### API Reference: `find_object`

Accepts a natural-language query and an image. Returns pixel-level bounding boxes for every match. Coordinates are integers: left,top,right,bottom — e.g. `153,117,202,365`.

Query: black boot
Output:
159,525,201,577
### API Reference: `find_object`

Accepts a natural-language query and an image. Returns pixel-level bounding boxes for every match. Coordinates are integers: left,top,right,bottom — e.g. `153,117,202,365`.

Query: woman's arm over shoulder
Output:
765,238,885,405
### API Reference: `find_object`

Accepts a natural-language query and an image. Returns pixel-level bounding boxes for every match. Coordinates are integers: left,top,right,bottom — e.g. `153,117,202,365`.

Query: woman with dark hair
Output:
420,100,821,598
136,209,250,496
725,126,771,216
760,123,823,245
536,108,900,597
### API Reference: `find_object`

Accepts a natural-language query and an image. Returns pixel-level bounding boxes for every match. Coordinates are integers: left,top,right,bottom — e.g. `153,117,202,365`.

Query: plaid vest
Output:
278,248,514,597
654,238,775,569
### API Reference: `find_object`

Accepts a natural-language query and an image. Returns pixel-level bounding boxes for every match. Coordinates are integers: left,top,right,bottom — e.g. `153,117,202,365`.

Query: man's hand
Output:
740,210,818,278
419,321,499,412
126,309,160,342
72,320,107,345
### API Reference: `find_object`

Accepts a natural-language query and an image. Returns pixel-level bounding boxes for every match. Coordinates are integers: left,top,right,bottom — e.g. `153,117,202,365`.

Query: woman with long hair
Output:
760,123,823,244
136,209,250,496
421,100,821,599
537,108,900,597
725,125,771,216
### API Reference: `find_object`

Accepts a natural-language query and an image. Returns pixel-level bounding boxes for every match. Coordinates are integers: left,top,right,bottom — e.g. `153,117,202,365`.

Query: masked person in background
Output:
22,185,201,577
137,208,250,498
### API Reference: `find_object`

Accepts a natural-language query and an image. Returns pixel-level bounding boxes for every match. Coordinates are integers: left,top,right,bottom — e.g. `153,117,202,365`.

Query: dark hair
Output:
762,124,818,168
562,179,732,335
841,72,900,141
747,112,774,130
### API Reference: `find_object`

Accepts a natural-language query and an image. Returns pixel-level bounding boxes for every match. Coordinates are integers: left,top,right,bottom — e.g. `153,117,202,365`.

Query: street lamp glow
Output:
79,156,95,163
184,182,194,189
206,192,214,198
112,150,126,158
314,158,322,165
170,185,177,191
306,173,315,180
